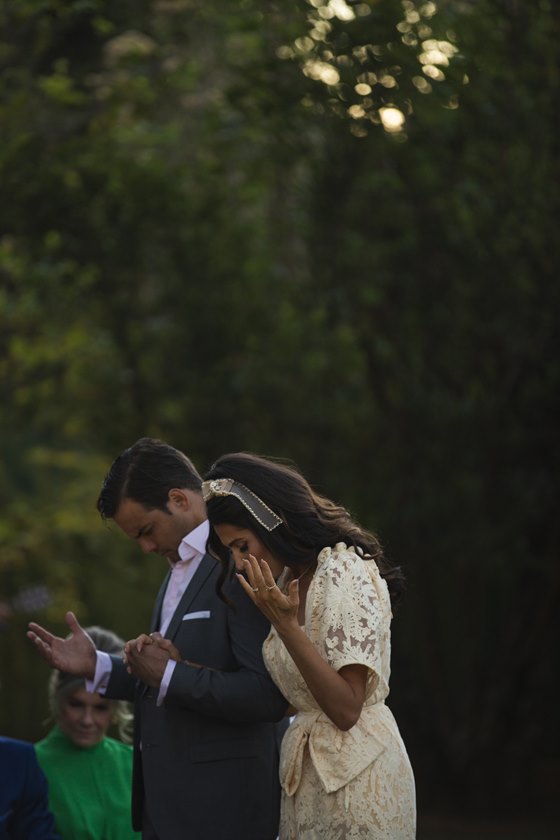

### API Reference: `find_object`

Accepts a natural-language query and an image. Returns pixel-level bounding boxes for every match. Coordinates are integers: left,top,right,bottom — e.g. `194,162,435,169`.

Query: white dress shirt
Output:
159,521,208,635
88,520,210,705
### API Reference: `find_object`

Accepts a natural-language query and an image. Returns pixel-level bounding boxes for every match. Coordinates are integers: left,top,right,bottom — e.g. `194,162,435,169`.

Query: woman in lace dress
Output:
203,454,416,840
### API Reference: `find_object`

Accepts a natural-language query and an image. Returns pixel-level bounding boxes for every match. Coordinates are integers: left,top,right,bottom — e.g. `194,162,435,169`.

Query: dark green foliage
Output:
1,0,558,822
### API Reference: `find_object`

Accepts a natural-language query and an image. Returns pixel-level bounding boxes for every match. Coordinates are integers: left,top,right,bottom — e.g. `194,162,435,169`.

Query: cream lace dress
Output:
262,543,416,840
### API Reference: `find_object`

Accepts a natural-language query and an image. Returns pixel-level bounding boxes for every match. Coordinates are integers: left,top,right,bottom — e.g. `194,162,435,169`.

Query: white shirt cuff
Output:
156,659,177,706
86,650,113,694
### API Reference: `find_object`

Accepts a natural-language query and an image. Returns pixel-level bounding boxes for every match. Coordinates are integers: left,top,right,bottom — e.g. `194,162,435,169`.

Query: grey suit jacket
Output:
106,554,288,840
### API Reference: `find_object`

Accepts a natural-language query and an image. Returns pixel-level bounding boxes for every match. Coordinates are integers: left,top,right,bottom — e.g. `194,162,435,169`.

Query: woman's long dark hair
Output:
205,453,405,607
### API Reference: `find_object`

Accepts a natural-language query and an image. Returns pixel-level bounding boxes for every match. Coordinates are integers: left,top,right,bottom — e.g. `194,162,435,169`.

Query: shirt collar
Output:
178,519,209,563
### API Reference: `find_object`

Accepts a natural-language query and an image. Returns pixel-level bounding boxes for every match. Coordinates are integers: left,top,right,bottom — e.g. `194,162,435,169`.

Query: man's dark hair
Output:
97,437,202,519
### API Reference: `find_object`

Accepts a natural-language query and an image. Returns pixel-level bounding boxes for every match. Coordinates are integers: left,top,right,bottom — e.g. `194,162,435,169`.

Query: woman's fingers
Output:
258,559,277,589
236,555,271,601
243,555,276,589
240,554,265,593
236,572,258,600
242,554,259,583
238,556,296,623
242,556,285,599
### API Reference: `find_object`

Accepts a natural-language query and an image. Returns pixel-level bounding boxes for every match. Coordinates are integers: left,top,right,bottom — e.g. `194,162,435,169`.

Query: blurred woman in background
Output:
35,626,139,840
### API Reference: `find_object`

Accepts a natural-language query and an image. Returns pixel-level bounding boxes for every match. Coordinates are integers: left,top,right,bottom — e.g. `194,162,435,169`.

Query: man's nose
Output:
139,537,156,554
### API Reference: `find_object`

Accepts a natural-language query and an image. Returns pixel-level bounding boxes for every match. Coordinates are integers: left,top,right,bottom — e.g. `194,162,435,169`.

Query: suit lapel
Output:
165,554,217,640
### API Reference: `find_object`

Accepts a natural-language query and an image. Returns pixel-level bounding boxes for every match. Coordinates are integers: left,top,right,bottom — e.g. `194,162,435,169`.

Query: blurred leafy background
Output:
1,1,558,836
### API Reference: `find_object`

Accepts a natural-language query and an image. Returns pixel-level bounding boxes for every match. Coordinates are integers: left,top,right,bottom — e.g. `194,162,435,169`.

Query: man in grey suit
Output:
28,438,288,840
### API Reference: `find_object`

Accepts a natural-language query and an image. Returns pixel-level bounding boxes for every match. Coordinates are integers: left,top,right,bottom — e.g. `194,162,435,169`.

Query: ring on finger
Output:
265,584,276,591
251,586,259,592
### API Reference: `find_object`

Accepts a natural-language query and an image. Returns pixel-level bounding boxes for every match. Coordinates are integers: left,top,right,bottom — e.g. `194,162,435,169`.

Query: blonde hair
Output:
48,625,133,743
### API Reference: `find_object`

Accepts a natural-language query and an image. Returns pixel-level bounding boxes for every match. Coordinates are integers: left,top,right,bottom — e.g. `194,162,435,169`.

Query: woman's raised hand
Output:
236,554,300,633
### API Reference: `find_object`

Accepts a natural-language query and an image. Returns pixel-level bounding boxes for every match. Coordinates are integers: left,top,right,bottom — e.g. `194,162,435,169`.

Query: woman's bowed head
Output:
202,453,405,732
203,452,405,608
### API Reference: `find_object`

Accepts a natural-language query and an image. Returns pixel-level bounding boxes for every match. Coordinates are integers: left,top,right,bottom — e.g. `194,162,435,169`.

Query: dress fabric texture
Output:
263,543,416,840
35,726,139,840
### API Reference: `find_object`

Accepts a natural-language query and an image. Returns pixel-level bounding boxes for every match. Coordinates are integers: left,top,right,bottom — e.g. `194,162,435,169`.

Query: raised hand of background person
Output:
27,611,97,680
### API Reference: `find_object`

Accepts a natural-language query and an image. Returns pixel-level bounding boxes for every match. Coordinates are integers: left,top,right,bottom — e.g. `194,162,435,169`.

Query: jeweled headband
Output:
201,478,282,532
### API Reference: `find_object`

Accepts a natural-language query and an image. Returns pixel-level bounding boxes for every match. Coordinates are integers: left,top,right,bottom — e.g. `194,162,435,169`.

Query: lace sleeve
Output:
310,546,389,680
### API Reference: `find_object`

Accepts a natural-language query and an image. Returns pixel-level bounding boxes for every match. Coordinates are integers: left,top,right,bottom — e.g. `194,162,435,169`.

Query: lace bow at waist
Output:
279,703,393,796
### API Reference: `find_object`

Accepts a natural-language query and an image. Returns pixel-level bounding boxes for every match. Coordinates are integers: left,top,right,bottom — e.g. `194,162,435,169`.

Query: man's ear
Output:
168,488,189,510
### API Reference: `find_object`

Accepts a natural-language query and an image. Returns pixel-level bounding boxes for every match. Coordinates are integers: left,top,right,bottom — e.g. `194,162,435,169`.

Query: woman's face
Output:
57,685,114,748
213,524,285,580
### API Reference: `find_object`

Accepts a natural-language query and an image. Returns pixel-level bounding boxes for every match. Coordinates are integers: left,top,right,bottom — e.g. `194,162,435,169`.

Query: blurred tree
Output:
0,0,558,824
294,0,560,818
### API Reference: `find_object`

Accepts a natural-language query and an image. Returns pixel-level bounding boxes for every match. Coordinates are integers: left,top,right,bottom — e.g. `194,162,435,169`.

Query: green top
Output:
35,726,139,840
